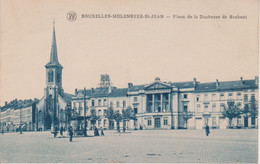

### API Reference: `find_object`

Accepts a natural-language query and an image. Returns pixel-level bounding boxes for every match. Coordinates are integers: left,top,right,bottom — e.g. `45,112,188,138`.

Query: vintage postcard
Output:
0,0,258,163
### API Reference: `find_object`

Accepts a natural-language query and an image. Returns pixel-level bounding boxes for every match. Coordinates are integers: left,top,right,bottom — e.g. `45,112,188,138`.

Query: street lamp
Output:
83,87,87,137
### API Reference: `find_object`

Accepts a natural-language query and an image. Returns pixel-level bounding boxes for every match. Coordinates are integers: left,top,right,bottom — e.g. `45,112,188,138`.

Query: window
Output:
237,92,242,99
184,94,188,99
196,95,200,102
204,105,208,112
148,119,152,126
163,118,168,125
183,105,188,113
123,101,126,108
228,93,233,99
220,103,225,111
244,94,248,102
104,119,107,127
251,94,255,101
212,117,216,126
134,97,138,102
98,110,101,116
98,120,101,127
79,102,82,108
196,104,201,112
98,99,101,106
134,107,138,114
92,100,95,106
110,102,113,108
204,94,209,101
103,99,107,106
73,102,76,109
116,101,120,108
212,94,216,100
212,103,217,112
220,93,224,100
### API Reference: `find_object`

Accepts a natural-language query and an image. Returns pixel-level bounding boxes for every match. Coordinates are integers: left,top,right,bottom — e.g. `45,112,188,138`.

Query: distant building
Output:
72,75,258,130
0,99,38,132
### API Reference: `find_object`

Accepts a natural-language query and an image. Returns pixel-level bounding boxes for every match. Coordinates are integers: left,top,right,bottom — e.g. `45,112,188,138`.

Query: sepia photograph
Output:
0,0,258,163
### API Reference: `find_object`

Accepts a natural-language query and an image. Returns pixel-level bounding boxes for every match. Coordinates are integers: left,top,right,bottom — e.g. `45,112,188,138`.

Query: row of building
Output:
0,23,258,132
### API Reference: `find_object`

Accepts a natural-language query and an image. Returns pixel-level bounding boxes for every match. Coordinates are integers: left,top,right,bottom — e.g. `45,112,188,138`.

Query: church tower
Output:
45,20,64,97
44,20,63,130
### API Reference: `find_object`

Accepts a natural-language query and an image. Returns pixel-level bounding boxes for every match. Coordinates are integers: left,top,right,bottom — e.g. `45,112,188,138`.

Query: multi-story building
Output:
72,75,258,130
0,99,38,132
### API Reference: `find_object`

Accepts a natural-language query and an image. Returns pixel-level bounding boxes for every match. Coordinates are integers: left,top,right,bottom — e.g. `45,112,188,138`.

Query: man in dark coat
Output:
69,126,73,142
205,124,210,136
60,126,63,137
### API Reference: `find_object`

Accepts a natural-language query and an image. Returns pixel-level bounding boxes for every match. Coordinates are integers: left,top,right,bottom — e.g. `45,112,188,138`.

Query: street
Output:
0,129,258,163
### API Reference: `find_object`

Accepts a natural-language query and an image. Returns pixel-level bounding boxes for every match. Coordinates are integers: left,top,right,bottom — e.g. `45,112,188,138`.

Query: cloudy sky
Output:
0,0,258,106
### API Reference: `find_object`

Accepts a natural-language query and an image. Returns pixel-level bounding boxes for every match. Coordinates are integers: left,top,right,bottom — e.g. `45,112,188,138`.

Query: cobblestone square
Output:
0,129,258,163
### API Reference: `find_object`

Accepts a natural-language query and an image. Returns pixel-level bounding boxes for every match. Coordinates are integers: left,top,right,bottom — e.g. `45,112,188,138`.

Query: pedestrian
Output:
60,126,63,137
69,126,73,142
53,127,58,138
123,126,126,133
100,127,104,136
205,124,210,136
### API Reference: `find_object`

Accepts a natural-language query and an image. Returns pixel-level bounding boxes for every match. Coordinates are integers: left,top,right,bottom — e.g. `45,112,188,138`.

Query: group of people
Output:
94,126,104,136
63,126,105,142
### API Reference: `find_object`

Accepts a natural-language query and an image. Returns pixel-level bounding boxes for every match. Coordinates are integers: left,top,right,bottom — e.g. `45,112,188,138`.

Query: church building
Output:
36,22,74,131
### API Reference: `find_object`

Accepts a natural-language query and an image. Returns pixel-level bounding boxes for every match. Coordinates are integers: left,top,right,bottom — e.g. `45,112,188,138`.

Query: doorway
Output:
154,118,161,129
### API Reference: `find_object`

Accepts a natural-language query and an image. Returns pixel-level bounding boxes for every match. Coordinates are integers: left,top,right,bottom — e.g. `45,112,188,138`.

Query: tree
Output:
182,111,193,129
104,107,115,130
114,110,122,132
122,106,136,131
249,96,258,126
222,101,242,128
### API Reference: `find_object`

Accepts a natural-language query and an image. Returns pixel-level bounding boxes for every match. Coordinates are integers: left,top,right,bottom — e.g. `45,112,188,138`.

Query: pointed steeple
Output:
45,19,62,68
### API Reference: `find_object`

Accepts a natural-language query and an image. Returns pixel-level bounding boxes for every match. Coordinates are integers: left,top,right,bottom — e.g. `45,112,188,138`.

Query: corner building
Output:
72,75,258,130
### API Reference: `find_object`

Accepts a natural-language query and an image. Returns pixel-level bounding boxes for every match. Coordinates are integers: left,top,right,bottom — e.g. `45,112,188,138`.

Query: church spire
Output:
45,19,62,68
50,19,58,63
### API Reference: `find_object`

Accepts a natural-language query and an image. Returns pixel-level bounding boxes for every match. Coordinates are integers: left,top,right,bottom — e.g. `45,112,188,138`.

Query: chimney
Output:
5,101,7,106
240,77,243,85
255,76,259,85
128,83,133,88
91,88,94,94
75,89,78,95
216,79,219,89
193,78,197,87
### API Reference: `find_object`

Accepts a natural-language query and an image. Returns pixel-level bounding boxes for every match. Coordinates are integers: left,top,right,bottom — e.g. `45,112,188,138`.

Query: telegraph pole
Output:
83,87,87,136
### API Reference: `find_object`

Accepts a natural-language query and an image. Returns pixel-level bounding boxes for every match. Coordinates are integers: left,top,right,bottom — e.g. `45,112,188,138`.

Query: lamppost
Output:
83,87,87,136
20,107,22,134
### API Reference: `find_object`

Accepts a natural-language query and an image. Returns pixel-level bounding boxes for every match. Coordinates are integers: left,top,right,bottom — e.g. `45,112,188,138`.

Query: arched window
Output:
48,70,54,82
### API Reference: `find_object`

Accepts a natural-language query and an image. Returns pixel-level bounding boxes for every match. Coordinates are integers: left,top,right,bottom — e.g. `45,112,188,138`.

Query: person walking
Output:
60,126,64,138
100,127,104,136
69,126,73,142
205,124,210,136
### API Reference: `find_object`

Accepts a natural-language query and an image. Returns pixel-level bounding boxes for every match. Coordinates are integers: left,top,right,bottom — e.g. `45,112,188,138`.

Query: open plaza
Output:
0,129,258,163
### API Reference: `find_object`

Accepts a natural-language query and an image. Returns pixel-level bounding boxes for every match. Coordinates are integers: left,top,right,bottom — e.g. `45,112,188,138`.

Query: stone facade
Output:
71,75,258,130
